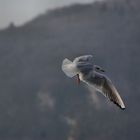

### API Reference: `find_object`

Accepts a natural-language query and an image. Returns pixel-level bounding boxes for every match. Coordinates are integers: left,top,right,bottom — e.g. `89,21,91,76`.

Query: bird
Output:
62,55,125,110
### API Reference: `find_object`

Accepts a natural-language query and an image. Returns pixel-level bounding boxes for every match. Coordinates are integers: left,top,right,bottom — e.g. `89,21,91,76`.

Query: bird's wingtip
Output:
120,103,126,110
121,107,126,110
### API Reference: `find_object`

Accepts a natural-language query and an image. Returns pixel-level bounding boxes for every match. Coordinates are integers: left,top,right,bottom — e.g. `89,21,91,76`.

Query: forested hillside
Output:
0,0,140,139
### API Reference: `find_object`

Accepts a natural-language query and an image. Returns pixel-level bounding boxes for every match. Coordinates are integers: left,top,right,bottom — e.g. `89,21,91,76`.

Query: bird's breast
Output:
79,72,92,83
79,73,84,81
79,72,105,87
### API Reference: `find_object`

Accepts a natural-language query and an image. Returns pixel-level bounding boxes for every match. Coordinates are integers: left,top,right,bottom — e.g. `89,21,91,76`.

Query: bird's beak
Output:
76,74,80,85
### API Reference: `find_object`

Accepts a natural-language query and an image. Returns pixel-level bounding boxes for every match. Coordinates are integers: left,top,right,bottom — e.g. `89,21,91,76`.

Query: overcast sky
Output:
0,0,97,29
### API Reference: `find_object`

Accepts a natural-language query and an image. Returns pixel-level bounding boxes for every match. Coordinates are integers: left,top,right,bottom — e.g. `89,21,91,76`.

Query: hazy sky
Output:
0,0,96,29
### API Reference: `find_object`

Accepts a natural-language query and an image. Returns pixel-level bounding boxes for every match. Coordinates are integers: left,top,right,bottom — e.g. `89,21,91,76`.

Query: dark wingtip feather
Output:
120,107,126,110
110,99,126,110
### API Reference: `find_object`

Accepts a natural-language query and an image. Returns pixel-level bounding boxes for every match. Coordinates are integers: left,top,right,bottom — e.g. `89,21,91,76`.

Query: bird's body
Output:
62,55,126,110
79,70,105,91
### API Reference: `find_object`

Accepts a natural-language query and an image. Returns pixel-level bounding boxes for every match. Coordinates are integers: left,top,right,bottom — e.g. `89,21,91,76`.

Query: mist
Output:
0,0,96,29
0,0,140,139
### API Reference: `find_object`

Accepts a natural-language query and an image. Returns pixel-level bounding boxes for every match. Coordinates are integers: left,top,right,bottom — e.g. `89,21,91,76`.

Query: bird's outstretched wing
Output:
101,77,125,110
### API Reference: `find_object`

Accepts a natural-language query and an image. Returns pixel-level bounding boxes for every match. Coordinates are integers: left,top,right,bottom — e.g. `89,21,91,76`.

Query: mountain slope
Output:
0,0,140,140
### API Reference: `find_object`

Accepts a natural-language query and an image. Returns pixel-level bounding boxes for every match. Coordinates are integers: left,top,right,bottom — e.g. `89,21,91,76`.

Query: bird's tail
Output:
62,58,78,78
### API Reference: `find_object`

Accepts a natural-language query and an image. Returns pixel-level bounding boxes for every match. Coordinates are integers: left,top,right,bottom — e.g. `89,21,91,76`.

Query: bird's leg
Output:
76,74,80,85
94,65,105,72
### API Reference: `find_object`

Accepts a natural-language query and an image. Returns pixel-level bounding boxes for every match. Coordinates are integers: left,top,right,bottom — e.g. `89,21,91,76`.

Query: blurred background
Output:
0,0,140,139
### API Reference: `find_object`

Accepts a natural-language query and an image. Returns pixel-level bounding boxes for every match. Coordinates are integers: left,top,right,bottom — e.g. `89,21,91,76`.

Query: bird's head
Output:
73,55,93,64
73,55,94,74
73,55,94,85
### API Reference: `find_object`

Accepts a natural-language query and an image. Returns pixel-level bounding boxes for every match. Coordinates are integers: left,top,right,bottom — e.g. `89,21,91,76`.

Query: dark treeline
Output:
0,0,140,139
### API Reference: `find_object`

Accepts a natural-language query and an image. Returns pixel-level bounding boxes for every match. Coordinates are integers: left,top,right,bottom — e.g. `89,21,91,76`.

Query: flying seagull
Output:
62,55,125,110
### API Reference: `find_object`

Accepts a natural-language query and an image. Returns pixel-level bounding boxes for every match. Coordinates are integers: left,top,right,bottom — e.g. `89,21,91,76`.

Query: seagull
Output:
62,55,125,110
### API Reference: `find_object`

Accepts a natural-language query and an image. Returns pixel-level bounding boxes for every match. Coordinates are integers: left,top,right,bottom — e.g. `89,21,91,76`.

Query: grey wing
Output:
101,77,125,110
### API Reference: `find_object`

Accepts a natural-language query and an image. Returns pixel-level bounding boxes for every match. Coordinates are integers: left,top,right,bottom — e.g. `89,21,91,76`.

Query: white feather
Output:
62,58,78,78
